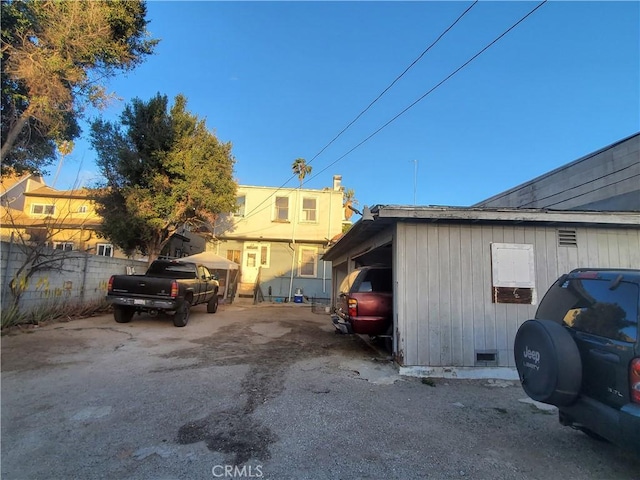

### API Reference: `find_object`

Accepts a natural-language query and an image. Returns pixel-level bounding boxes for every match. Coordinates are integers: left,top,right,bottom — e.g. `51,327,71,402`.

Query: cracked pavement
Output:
2,303,639,479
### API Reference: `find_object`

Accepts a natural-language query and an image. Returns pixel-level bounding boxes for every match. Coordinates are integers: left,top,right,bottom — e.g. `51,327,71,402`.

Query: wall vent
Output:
475,350,498,366
558,229,577,247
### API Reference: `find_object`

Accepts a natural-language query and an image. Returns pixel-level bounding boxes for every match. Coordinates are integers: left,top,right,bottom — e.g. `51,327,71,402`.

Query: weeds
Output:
1,299,111,331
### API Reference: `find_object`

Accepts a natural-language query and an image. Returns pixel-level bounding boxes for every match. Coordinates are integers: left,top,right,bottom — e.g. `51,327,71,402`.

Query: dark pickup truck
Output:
106,259,220,327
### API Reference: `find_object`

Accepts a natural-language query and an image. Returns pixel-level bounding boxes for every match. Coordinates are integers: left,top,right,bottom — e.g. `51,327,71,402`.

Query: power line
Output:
307,0,548,183
233,1,480,225
306,0,479,166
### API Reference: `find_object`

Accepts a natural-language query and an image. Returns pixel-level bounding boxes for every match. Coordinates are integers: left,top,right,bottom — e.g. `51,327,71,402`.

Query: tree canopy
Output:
90,93,238,263
1,0,157,175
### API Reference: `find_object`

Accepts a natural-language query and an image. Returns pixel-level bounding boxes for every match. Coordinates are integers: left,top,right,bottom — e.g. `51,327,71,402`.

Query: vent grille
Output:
475,350,498,366
558,229,577,247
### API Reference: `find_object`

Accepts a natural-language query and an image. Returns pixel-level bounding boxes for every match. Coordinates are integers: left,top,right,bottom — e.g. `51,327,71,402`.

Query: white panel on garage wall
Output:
491,243,535,288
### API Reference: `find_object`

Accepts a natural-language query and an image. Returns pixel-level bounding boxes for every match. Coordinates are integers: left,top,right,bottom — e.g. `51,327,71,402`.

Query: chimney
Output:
333,175,342,191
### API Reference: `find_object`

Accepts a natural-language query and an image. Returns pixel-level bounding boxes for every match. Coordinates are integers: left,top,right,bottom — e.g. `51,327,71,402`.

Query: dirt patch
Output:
172,315,378,463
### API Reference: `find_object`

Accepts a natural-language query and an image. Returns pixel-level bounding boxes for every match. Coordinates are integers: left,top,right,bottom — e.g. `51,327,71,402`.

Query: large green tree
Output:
90,93,238,263
1,0,157,175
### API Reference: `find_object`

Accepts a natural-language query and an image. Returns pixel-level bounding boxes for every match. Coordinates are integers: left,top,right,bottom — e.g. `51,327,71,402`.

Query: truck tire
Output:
207,295,218,314
514,319,582,407
114,306,134,323
173,300,191,327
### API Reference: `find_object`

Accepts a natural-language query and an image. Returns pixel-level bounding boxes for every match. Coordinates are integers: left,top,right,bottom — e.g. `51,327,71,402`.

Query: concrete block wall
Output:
1,241,147,312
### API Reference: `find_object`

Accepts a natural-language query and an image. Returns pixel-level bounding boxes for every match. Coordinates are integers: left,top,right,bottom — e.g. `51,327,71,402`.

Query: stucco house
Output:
211,175,346,302
1,173,116,257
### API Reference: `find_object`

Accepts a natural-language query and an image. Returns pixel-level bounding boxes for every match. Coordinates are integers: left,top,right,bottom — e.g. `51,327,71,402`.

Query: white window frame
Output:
298,246,317,277
301,196,318,223
31,204,56,215
53,242,74,251
97,243,113,257
234,195,246,217
274,196,289,222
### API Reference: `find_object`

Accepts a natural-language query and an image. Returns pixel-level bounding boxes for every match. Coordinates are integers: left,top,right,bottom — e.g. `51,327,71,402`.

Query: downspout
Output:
287,188,299,302
324,189,333,294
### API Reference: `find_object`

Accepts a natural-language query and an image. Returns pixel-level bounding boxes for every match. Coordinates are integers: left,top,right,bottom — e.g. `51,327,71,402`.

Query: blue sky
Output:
47,0,639,210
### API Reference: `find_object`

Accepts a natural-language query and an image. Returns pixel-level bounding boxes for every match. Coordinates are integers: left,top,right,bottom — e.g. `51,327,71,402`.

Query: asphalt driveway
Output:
2,303,639,479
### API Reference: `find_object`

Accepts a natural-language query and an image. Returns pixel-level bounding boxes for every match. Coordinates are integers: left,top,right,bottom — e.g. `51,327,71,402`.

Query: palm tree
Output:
343,188,358,221
292,158,312,187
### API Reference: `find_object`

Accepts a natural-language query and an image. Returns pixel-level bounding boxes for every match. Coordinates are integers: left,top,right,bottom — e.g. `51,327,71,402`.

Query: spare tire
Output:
514,319,582,407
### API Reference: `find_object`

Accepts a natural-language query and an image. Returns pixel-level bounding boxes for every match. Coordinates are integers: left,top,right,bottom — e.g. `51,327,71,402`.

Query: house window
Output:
490,243,536,304
31,204,55,215
274,196,289,222
234,195,246,217
298,247,317,277
54,242,74,251
227,250,241,264
301,197,317,222
245,243,270,267
77,205,88,213
97,244,113,257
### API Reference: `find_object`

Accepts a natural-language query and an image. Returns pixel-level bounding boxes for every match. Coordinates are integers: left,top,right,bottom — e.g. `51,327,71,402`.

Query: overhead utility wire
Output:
235,1,480,224
308,0,548,184
305,0,479,165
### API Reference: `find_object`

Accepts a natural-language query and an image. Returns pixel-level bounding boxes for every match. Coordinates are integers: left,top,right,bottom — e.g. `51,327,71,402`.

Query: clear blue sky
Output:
47,0,639,210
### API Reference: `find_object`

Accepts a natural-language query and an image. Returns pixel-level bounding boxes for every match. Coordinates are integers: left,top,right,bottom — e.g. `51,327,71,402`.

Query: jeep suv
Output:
514,269,640,454
332,266,393,338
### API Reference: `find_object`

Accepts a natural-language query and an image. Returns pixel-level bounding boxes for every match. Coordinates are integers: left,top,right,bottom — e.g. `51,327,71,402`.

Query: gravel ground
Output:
2,303,639,480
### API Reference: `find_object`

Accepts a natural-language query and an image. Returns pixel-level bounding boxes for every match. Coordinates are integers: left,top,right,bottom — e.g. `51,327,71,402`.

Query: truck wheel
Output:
114,306,134,323
514,319,582,407
173,300,191,327
207,295,219,314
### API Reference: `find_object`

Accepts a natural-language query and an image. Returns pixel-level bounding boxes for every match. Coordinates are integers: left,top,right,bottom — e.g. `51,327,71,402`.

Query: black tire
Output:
514,319,582,407
114,306,134,323
173,300,191,327
207,295,218,314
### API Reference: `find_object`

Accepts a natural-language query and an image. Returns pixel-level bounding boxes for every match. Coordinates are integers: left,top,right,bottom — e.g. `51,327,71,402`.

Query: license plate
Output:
133,299,146,306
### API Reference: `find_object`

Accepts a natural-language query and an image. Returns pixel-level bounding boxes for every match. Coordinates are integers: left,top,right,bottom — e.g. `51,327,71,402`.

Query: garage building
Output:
323,206,640,379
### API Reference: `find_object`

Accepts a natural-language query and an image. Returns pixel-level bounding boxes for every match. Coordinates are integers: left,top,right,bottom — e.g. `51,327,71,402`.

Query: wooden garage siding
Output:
396,223,640,369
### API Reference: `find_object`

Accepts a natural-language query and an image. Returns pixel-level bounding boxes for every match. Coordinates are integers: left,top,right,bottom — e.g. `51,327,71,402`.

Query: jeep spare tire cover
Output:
514,319,582,407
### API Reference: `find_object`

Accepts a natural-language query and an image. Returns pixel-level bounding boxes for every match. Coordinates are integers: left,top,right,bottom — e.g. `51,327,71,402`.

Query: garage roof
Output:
322,205,640,261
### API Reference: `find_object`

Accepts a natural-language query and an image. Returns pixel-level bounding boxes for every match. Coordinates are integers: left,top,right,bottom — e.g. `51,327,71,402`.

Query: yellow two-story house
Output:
211,175,347,302
1,173,117,257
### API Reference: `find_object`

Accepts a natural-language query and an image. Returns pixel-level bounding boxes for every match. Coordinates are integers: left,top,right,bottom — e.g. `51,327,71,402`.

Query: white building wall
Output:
396,223,640,371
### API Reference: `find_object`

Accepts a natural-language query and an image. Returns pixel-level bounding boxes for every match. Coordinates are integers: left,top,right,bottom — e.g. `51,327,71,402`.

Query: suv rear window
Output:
358,269,392,293
338,268,392,294
536,277,639,343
